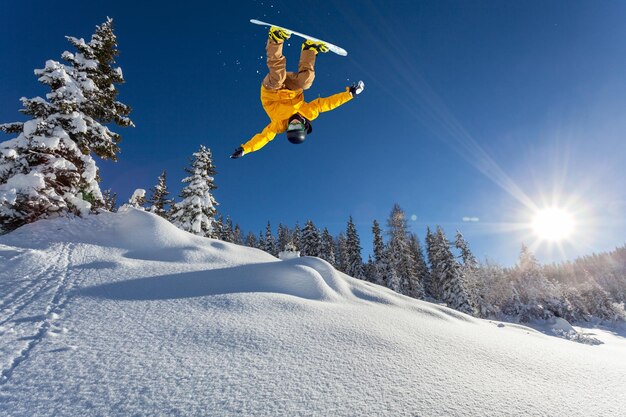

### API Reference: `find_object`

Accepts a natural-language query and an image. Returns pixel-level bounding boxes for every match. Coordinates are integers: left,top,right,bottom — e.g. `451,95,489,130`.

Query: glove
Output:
230,146,245,159
349,80,365,97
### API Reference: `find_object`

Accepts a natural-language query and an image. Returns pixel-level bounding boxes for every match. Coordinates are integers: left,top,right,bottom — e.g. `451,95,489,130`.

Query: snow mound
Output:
1,209,625,417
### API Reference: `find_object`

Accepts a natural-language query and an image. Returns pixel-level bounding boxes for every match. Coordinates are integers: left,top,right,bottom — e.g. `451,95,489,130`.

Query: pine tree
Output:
386,204,422,297
345,216,365,279
147,170,172,218
301,220,321,257
128,189,146,209
222,216,235,242
264,222,277,255
0,19,132,231
455,230,478,268
101,189,117,212
425,227,439,298
364,256,377,283
169,145,218,237
407,233,427,298
277,223,290,252
233,224,243,245
214,215,224,239
371,220,391,287
511,244,565,322
292,222,301,251
320,227,336,266
335,232,348,273
431,226,475,315
61,18,133,159
245,232,258,248
454,230,482,313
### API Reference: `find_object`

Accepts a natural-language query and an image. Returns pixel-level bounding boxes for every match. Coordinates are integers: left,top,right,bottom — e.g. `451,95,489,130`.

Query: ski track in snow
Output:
0,242,86,385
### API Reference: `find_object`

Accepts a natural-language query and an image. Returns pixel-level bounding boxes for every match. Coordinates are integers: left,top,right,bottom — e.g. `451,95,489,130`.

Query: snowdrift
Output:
1,209,625,416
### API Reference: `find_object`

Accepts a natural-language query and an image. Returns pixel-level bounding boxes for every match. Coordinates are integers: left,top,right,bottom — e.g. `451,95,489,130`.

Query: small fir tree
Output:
432,226,476,315
277,223,290,252
320,227,336,266
407,233,427,298
335,232,348,273
147,170,173,218
101,189,117,212
264,222,277,255
245,232,258,248
371,220,391,287
301,220,321,257
386,204,422,297
233,224,243,245
292,222,301,251
455,230,478,268
345,216,365,279
169,145,218,237
128,189,146,209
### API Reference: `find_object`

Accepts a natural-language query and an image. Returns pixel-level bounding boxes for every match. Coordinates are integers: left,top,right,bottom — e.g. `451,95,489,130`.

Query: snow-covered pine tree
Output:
214,215,224,239
233,224,243,245
512,244,564,322
147,170,172,218
578,275,624,322
128,189,146,209
473,260,507,318
258,230,265,250
62,17,133,159
364,256,377,282
383,245,402,292
221,216,235,243
407,233,427,298
370,220,391,287
320,227,336,266
169,145,218,237
455,230,478,269
292,222,301,251
101,189,117,212
264,222,277,256
301,220,321,257
454,230,483,313
345,216,365,279
0,19,133,232
277,223,289,252
431,226,475,315
335,232,348,273
386,204,422,297
245,232,258,248
425,227,440,298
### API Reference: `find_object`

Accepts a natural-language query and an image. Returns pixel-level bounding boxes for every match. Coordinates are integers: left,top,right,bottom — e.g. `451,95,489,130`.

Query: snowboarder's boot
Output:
302,40,329,54
268,26,291,43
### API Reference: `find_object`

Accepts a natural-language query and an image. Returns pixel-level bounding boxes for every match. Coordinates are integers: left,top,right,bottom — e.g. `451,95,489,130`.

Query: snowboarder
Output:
230,27,364,159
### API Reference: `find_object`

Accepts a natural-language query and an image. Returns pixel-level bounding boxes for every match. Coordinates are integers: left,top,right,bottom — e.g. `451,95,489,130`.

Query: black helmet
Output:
286,114,312,144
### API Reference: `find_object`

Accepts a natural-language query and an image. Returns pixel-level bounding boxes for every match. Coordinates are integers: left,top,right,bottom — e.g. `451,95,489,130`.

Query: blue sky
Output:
2,0,626,265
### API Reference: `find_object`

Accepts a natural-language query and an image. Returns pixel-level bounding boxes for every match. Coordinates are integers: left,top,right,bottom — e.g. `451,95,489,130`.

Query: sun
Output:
531,207,575,242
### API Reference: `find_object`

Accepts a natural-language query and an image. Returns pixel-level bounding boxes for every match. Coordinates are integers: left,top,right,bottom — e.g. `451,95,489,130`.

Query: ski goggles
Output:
287,119,306,132
287,114,312,134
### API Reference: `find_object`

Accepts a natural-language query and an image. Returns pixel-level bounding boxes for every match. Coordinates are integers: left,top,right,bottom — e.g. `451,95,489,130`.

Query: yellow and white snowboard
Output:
250,19,348,56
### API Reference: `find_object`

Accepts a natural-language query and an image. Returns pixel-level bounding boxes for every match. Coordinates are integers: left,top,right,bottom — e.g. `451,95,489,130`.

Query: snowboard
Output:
250,19,348,56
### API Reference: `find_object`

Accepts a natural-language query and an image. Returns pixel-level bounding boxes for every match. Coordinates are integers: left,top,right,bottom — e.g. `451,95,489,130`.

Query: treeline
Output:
228,205,626,325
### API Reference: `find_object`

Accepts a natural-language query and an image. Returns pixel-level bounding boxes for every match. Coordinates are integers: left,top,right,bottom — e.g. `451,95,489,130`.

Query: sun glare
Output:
532,208,575,242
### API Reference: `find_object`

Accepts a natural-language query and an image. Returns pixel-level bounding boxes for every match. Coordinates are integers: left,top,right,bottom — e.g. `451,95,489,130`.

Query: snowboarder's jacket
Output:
241,86,353,154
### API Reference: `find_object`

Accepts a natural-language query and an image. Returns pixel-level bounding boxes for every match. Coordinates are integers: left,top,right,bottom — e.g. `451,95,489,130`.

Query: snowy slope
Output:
1,209,625,417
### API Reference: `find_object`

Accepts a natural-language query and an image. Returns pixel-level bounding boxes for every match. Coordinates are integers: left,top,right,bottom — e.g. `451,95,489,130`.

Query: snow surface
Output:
0,209,625,416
